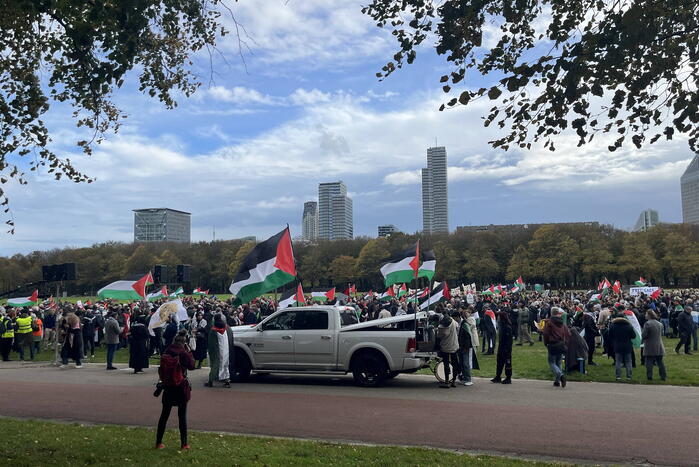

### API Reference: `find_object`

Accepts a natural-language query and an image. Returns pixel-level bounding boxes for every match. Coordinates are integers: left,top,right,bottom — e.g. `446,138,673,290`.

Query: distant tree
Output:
228,242,256,278
617,234,660,283
363,1,699,155
663,232,699,286
356,238,391,288
157,249,182,268
526,226,580,286
506,245,530,282
124,245,157,275
328,255,358,286
463,243,501,284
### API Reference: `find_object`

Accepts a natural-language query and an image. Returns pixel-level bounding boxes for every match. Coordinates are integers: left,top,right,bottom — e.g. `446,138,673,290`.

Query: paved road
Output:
1,363,697,465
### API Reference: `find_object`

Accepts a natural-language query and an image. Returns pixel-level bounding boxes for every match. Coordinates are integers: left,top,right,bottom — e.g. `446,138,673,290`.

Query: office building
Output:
421,146,449,233
133,208,191,243
318,181,353,240
378,224,399,237
302,201,319,241
634,209,659,232
681,155,699,225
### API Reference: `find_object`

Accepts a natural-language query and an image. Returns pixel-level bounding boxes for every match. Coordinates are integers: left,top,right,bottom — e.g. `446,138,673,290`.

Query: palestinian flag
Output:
514,276,525,291
364,290,374,300
169,287,184,298
279,283,306,309
343,284,357,296
634,277,647,286
418,281,450,310
589,293,602,303
379,286,396,301
397,284,408,298
484,309,498,332
417,250,436,281
650,288,662,300
406,287,429,303
98,273,154,300
534,284,544,292
147,286,169,302
192,287,209,296
623,309,642,348
598,278,611,292
380,241,420,287
311,288,335,302
230,227,296,305
612,280,622,294
482,285,496,296
6,289,39,307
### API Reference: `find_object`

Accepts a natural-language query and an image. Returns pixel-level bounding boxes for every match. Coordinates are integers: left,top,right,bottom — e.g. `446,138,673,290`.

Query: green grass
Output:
1,418,565,467
421,335,699,386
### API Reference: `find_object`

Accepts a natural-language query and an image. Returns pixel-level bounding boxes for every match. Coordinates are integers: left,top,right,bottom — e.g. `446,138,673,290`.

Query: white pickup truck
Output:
230,305,431,386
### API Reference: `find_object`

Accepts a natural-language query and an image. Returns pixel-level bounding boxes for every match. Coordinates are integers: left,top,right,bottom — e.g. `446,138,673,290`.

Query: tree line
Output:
2,223,699,296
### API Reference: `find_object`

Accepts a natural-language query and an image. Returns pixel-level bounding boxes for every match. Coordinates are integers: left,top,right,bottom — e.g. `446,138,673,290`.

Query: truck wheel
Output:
232,349,252,381
352,352,388,387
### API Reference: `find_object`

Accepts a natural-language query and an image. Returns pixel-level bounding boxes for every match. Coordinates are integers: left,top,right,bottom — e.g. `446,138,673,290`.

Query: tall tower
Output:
421,146,449,233
318,181,353,240
302,201,319,241
681,155,699,225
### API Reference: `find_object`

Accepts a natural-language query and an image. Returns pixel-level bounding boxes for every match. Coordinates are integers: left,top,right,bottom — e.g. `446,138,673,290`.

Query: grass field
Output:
22,335,699,386
1,418,565,467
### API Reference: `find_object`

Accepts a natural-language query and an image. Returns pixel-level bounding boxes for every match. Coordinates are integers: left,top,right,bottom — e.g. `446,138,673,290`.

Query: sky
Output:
1,0,694,256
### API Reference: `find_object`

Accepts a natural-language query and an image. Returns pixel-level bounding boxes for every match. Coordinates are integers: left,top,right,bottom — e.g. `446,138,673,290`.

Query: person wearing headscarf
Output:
190,311,208,369
205,314,235,388
59,312,83,368
491,311,513,384
128,316,150,374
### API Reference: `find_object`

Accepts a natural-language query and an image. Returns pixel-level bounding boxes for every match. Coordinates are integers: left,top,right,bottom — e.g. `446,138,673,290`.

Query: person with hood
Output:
608,309,636,380
543,307,571,387
205,313,235,388
128,316,150,374
675,305,694,355
491,311,514,384
155,330,195,451
642,310,666,381
458,308,480,386
437,313,460,388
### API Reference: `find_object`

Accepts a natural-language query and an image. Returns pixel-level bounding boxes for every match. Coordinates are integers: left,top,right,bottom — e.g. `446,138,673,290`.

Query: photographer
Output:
155,330,195,451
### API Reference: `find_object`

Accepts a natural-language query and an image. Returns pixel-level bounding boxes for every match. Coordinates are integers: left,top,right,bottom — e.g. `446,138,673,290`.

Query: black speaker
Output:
63,263,77,281
176,264,191,282
154,265,167,283
42,265,52,281
48,264,60,281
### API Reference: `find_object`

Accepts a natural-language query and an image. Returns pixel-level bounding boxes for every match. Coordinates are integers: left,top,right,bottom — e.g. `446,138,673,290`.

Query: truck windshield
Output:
339,309,360,327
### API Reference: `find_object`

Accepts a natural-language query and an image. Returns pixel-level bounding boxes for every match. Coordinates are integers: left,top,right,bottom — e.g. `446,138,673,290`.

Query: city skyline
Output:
318,181,353,240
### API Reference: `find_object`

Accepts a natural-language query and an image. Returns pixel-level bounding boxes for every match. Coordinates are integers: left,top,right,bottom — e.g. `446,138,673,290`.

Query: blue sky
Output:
1,0,692,255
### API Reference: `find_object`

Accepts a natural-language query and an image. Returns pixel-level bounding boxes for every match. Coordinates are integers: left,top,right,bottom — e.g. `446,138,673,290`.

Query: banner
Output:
629,286,659,296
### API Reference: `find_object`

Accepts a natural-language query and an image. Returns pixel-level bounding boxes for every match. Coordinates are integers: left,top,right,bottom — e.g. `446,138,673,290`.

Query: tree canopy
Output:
1,0,230,231
363,0,699,153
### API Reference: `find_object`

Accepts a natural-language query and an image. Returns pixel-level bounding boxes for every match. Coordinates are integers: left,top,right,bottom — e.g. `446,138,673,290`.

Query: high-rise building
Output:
378,224,399,237
302,201,319,241
634,209,659,232
681,155,699,225
133,208,191,243
318,181,353,240
421,146,449,233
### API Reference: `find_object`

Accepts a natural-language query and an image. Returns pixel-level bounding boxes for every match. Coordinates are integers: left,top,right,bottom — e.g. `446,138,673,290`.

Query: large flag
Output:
623,309,642,348
278,283,306,309
485,309,498,332
417,250,436,281
192,287,209,296
419,281,450,310
169,287,184,298
634,277,647,286
311,288,336,302
147,286,168,302
378,286,396,301
380,242,420,287
97,272,154,300
148,299,189,336
230,227,296,305
6,289,39,307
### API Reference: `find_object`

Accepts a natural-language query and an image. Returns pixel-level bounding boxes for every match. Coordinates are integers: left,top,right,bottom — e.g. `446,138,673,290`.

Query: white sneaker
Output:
75,365,83,369
463,381,473,386
59,364,66,369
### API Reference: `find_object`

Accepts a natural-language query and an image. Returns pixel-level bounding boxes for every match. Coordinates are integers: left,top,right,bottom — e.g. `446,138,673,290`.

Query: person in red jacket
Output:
543,307,571,388
155,330,195,451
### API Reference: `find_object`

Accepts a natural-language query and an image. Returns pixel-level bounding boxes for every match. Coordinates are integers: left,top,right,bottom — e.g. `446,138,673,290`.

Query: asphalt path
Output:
1,362,697,466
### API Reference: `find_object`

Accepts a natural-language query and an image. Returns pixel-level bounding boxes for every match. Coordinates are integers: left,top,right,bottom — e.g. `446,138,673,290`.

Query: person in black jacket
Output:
581,305,600,365
481,305,496,354
128,317,150,374
491,311,514,384
675,306,694,355
608,315,636,380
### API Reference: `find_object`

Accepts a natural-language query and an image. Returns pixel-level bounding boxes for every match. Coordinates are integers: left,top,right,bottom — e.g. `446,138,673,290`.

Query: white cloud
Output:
289,88,331,106
206,85,278,105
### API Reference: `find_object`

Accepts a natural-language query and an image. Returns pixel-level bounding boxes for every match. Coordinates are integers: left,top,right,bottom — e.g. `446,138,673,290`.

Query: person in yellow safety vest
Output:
15,309,35,361
0,310,15,361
